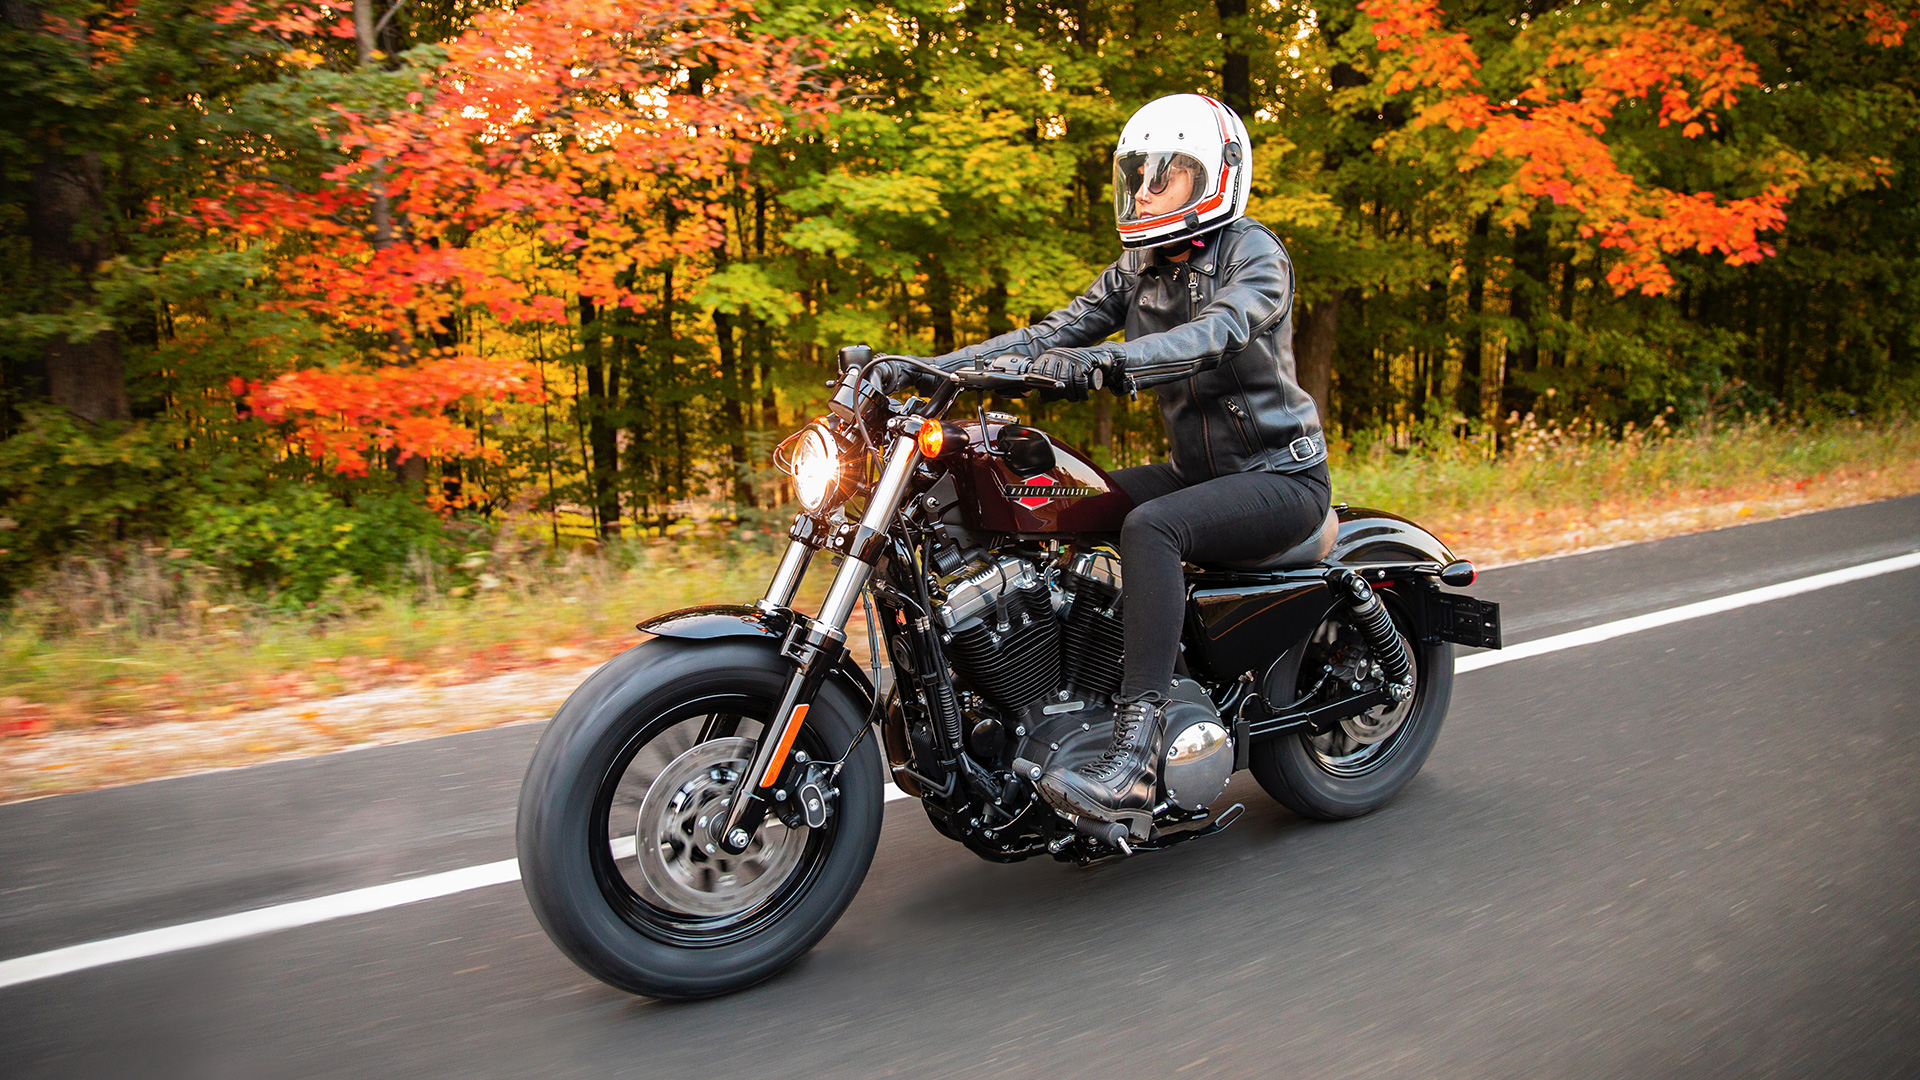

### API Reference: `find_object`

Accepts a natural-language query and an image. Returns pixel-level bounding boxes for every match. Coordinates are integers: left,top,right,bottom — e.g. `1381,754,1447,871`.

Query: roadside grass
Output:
3,413,1916,736
1333,414,1920,563
0,533,787,734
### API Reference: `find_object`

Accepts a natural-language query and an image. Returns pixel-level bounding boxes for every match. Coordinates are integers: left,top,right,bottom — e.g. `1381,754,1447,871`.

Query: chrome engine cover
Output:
936,553,1041,631
1160,695,1233,812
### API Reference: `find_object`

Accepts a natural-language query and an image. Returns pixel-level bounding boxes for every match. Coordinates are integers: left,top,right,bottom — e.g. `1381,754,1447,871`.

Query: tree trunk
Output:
714,308,751,507
1217,0,1250,117
1503,216,1548,419
1293,291,1344,430
985,271,1011,339
661,263,687,511
1557,257,1576,370
353,0,395,258
749,184,776,494
357,0,415,492
926,254,955,355
617,303,651,522
579,295,621,538
29,151,128,424
1456,212,1490,425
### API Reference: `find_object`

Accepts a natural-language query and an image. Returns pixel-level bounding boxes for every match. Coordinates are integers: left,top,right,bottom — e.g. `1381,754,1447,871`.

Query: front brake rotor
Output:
633,737,809,918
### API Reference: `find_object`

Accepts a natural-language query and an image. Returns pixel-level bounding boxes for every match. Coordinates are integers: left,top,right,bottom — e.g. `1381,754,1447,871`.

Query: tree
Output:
196,0,832,491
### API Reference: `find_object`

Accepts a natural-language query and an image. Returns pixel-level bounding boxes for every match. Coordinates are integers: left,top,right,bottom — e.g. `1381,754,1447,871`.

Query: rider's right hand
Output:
873,357,941,396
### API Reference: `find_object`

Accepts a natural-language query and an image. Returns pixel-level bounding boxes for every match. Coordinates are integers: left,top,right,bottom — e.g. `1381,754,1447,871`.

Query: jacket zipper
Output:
1224,396,1257,454
1186,267,1218,477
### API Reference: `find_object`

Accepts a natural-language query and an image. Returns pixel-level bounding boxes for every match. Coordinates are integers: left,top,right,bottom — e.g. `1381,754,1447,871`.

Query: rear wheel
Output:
1249,590,1453,820
516,638,884,999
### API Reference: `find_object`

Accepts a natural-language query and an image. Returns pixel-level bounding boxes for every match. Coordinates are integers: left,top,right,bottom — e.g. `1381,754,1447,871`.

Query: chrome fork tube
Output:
719,431,923,853
815,432,921,630
759,541,812,610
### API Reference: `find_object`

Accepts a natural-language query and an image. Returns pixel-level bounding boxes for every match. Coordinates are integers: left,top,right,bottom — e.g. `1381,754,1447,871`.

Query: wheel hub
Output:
634,737,808,918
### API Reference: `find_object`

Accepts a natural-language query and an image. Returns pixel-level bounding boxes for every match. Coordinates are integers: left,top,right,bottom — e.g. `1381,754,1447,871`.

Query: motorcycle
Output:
516,345,1503,999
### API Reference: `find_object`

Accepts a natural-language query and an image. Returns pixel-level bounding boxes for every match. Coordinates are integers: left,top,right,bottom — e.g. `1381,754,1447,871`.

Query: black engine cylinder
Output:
1060,573,1126,700
945,580,1061,713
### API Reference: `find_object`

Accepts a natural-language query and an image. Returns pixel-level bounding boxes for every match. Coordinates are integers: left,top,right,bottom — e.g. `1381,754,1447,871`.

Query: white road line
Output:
0,860,521,991
1455,550,1920,673
3,549,1915,991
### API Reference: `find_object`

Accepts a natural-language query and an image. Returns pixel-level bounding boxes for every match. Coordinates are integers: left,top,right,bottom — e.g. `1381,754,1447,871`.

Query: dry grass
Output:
1333,413,1920,561
0,530,788,736
3,414,1916,802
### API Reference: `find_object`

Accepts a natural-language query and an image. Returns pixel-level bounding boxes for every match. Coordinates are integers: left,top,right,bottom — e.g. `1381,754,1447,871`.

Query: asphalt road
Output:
3,497,1917,1080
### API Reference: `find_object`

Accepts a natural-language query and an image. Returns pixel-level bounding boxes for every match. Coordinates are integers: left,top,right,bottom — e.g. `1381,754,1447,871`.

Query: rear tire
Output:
1249,591,1453,820
516,637,884,999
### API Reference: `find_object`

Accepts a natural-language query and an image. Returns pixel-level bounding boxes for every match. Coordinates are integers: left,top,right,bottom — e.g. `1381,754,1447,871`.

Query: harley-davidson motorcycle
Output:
516,345,1502,999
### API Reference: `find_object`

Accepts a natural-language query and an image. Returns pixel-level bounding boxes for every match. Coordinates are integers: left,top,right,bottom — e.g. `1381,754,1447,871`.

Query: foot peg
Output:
1071,815,1135,855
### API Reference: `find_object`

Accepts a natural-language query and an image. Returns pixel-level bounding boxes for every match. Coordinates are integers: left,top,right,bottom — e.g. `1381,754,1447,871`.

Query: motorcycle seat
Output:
1205,505,1339,572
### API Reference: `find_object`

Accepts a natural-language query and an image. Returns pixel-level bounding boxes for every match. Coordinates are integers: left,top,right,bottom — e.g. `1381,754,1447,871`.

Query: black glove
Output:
872,357,941,396
1035,345,1128,401
979,352,1090,401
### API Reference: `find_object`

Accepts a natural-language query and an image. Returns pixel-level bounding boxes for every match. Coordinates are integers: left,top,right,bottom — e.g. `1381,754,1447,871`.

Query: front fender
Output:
638,604,877,705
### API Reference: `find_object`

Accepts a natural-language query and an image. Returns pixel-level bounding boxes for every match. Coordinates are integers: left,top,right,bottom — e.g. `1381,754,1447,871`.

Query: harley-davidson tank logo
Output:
1005,482,1100,509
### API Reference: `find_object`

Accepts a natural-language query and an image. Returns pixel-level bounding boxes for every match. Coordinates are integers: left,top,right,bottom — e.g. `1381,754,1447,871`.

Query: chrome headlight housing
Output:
779,422,853,512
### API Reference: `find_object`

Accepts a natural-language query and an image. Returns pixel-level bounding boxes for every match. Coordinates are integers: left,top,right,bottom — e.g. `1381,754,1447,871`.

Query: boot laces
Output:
1075,700,1156,782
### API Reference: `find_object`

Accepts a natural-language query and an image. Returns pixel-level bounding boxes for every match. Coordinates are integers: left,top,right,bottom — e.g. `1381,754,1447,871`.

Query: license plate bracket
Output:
1424,591,1502,650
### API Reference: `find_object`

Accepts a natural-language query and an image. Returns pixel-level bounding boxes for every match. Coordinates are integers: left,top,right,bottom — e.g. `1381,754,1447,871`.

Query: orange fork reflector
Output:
759,703,809,788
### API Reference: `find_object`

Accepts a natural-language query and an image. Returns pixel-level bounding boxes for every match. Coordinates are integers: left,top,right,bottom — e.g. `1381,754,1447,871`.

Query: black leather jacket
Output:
933,217,1325,483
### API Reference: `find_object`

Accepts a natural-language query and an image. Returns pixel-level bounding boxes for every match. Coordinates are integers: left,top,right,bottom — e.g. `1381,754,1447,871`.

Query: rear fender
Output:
638,604,877,711
1330,507,1455,570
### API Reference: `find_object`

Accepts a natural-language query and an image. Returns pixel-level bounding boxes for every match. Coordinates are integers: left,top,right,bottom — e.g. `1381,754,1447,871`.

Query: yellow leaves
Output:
1252,188,1341,232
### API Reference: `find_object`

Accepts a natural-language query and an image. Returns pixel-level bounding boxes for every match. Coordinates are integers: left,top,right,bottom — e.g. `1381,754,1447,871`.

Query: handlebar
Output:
868,352,1097,394
827,347,1104,432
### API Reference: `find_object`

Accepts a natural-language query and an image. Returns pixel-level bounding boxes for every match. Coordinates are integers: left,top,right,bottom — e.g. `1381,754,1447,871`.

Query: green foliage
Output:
177,486,444,605
0,406,182,594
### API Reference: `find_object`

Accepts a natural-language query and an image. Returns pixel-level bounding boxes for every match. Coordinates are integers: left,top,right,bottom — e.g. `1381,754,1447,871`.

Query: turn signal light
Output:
917,420,963,460
1439,560,1476,587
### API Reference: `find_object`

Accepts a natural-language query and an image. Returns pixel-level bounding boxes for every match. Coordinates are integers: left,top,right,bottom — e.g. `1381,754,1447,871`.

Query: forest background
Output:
3,0,1918,623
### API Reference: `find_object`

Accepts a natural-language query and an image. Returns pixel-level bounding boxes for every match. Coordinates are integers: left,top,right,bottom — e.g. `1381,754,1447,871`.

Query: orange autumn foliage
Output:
232,356,542,476
1357,0,1903,296
195,0,832,475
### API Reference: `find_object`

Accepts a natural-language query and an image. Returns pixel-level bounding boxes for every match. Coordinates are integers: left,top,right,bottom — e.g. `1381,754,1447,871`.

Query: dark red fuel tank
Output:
950,418,1134,535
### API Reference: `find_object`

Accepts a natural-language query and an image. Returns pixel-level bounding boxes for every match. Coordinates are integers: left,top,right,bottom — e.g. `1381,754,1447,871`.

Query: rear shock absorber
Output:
1330,569,1414,700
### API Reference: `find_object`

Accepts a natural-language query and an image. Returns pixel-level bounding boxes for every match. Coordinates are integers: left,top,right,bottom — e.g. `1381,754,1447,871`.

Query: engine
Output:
934,549,1132,719
921,545,1232,855
936,553,1061,715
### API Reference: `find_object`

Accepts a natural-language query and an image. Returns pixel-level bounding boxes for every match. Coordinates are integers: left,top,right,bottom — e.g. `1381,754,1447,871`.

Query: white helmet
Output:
1112,93,1252,249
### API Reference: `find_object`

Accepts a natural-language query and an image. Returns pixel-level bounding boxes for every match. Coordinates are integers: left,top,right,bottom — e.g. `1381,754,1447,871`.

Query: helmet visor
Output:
1113,151,1209,225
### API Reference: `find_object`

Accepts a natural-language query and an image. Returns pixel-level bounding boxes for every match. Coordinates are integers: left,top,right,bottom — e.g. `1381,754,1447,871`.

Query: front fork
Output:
718,428,923,853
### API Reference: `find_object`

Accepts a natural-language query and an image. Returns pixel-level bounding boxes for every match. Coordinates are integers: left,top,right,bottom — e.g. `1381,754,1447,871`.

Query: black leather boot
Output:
1037,697,1162,838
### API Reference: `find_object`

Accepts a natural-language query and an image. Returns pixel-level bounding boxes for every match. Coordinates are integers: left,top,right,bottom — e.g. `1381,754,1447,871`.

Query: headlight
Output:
792,425,841,511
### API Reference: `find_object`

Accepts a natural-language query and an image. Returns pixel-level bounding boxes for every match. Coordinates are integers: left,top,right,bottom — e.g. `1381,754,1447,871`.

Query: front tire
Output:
516,638,884,999
1249,590,1453,820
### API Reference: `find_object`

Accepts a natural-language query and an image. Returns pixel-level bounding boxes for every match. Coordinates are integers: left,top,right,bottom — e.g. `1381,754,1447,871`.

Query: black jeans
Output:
1109,461,1333,702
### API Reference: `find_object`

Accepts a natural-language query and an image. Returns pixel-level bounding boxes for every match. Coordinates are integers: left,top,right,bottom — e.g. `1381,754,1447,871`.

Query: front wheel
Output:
1249,590,1453,820
515,638,884,999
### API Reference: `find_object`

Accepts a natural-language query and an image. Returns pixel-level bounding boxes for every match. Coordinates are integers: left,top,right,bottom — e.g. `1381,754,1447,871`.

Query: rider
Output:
916,93,1332,825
